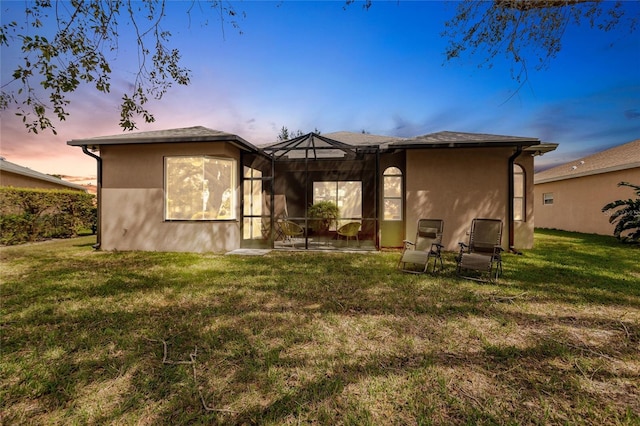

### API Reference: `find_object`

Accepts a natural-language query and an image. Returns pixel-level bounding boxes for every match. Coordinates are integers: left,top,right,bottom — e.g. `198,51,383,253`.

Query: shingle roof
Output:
0,158,87,191
389,131,540,148
322,131,402,147
263,130,542,150
68,126,551,158
534,139,640,184
67,126,260,152
260,131,401,150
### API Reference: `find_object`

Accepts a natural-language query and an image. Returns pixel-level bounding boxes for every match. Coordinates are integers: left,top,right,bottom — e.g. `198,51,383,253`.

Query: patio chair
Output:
279,220,304,247
337,221,361,246
398,219,444,274
456,218,504,282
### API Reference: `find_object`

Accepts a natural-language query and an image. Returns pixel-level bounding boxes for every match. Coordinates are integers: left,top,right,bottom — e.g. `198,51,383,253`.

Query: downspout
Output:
508,146,522,254
82,145,102,249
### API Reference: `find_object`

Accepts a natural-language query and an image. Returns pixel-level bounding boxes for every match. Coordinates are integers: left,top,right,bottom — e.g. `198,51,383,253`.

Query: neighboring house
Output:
0,158,87,192
68,126,556,253
534,139,640,236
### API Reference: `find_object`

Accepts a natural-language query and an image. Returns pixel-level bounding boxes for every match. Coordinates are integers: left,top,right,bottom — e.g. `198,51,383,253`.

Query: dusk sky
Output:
1,0,639,180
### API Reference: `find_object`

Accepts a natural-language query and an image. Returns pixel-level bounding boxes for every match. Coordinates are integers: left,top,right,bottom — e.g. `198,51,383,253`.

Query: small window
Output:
165,156,236,220
383,167,403,221
543,193,554,205
513,164,525,221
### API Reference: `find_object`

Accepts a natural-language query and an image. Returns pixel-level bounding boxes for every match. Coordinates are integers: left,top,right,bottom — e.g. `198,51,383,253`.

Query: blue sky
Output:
1,0,639,178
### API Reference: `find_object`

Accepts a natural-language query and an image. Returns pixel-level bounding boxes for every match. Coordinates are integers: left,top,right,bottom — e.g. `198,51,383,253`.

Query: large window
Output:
383,167,402,220
313,181,362,220
513,164,525,221
165,156,236,220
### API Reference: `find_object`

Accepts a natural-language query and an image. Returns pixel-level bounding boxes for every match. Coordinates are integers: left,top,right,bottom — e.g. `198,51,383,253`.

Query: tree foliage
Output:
442,0,637,88
0,0,242,134
276,126,321,141
1,0,636,134
602,182,640,244
276,126,299,142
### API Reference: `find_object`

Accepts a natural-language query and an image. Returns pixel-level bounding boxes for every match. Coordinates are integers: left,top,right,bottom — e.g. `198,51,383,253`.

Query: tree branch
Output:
495,0,598,12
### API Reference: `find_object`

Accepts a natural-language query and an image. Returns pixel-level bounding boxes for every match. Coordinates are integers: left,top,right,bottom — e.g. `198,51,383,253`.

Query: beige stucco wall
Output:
97,140,541,253
99,142,241,253
403,148,535,251
534,167,640,236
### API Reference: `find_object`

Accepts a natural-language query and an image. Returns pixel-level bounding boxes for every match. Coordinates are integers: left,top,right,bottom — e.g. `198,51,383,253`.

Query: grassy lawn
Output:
1,229,639,425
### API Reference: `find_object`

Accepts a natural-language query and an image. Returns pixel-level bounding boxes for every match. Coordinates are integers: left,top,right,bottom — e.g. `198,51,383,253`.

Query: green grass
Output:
1,229,639,425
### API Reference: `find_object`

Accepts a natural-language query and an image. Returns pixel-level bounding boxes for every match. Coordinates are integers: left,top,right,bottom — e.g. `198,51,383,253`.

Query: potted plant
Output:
307,201,339,233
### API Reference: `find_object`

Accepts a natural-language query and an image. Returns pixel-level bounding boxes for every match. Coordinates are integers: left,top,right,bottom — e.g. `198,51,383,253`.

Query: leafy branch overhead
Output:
442,0,637,87
1,0,636,134
0,1,242,133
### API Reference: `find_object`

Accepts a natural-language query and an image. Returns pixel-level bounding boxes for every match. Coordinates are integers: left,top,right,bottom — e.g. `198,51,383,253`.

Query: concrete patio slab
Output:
225,249,272,256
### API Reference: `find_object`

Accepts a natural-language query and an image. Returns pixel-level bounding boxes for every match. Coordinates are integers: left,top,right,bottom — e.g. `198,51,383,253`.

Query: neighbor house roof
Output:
0,158,87,191
534,138,640,184
67,126,261,153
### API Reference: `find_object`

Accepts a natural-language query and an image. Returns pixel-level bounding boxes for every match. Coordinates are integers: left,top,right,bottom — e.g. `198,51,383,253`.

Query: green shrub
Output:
0,187,96,245
0,214,30,245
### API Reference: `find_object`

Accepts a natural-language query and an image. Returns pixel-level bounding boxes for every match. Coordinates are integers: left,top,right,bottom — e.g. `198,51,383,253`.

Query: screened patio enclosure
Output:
242,132,380,250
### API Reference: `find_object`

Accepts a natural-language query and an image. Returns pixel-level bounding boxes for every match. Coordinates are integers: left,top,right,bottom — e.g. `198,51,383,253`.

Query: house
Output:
0,158,87,192
534,139,640,236
68,126,556,253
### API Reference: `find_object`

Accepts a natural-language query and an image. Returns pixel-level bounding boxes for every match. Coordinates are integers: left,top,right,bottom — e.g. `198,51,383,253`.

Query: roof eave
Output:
68,134,261,153
524,143,559,156
389,140,540,150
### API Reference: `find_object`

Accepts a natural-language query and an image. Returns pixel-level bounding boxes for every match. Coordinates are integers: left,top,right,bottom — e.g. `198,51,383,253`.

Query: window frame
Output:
513,164,525,222
383,166,403,221
312,181,363,221
543,192,554,205
164,155,237,221
242,166,265,239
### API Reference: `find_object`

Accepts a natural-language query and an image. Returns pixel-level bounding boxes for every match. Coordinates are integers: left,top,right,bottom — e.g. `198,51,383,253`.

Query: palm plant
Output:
602,182,640,243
